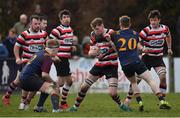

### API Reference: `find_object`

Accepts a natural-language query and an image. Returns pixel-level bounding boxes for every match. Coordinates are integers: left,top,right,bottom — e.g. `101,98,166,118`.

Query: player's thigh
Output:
87,73,99,82
20,76,44,92
54,58,71,77
104,66,118,79
154,66,166,79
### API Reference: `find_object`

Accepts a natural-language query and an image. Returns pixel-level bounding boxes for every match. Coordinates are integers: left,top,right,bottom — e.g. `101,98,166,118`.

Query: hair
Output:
30,14,41,22
119,15,131,28
148,10,161,19
40,15,47,21
46,39,59,48
58,9,71,19
9,28,16,34
90,17,103,29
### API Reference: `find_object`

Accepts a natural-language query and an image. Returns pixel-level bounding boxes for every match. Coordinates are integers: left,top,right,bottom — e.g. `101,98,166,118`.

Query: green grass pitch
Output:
0,93,180,117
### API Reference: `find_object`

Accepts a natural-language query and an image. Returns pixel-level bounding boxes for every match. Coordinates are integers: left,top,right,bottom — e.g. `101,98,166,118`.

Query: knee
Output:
80,82,91,93
109,91,117,98
157,68,166,80
66,77,73,86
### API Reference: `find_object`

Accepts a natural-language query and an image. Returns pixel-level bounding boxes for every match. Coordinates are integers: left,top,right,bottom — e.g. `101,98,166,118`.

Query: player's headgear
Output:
46,39,59,48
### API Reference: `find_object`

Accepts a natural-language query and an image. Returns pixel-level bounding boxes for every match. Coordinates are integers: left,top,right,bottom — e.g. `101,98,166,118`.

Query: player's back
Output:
113,29,140,66
20,50,52,79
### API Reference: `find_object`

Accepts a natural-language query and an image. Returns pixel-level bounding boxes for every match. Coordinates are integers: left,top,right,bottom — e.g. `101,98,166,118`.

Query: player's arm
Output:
14,34,25,64
88,35,99,57
41,56,55,82
165,27,173,55
107,31,117,51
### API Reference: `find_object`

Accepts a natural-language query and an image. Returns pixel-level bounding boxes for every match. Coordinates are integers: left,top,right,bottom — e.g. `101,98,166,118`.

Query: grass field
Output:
0,93,180,117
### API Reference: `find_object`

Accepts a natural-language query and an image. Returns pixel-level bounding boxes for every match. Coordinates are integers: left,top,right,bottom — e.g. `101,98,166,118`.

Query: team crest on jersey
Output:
100,47,109,54
40,38,45,41
149,39,164,46
64,38,73,44
29,45,44,52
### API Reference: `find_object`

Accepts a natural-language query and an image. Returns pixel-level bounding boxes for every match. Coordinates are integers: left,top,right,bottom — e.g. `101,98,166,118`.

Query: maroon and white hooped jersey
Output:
49,24,74,58
15,29,48,63
90,28,118,67
139,24,170,56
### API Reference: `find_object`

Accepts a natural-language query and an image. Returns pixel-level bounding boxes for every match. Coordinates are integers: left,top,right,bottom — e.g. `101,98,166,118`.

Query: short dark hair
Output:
58,9,71,19
30,14,40,22
119,15,131,28
148,10,161,19
90,17,103,29
40,15,47,21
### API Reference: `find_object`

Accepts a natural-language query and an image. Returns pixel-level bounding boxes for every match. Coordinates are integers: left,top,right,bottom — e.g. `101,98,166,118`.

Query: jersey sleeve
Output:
41,56,53,73
139,28,147,41
49,28,61,39
90,32,96,46
15,33,26,47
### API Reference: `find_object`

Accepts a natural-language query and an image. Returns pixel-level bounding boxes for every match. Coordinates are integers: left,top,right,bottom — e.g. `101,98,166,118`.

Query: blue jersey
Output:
20,50,53,80
112,29,141,66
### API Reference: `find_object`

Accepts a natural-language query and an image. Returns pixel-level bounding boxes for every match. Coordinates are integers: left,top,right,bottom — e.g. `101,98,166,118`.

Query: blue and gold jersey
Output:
20,50,53,80
112,29,141,66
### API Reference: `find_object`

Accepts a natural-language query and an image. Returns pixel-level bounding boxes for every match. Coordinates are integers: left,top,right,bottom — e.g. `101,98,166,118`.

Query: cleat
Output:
124,98,131,106
159,100,171,110
59,103,69,109
138,101,144,112
52,109,62,113
2,95,10,106
24,104,29,110
18,102,29,110
19,102,25,110
34,106,47,112
120,103,132,112
68,105,78,112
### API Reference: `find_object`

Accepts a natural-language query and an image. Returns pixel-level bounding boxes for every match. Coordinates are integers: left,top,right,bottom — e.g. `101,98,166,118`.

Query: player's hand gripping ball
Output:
88,46,100,57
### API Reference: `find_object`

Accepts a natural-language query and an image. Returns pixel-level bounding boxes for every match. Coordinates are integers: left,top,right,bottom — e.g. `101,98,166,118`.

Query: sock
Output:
51,94,59,110
136,96,142,103
21,96,27,103
159,83,167,97
112,95,121,105
126,84,133,102
37,92,49,107
61,84,70,105
74,91,86,108
156,93,165,101
5,82,17,98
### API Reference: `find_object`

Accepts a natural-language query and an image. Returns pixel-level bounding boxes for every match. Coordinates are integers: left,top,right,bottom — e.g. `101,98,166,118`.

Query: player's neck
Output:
29,28,39,33
121,27,129,30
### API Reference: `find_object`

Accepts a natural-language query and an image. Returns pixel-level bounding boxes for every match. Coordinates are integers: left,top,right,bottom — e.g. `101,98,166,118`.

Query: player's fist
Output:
71,46,77,52
168,48,173,56
88,46,100,57
16,58,23,65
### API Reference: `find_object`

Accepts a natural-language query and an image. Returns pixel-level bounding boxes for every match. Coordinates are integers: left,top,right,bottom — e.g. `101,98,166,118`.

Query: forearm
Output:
166,36,172,49
14,45,20,59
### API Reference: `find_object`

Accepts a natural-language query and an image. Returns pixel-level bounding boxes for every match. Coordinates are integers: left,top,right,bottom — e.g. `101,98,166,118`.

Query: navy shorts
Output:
142,55,166,70
20,74,44,91
54,58,71,77
89,65,118,79
122,61,147,78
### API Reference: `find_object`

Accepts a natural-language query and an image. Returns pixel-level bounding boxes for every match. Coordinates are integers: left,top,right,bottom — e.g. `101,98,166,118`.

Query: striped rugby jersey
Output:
49,24,74,58
15,28,48,63
90,28,118,67
139,24,170,56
